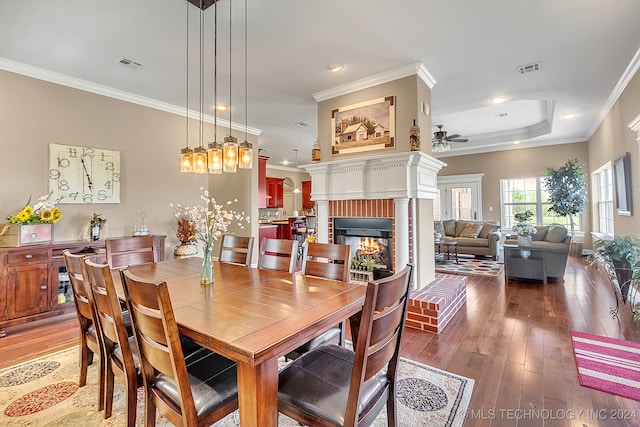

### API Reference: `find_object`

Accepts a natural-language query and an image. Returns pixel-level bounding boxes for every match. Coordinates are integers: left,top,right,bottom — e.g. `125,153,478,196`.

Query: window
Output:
500,177,582,231
594,163,614,236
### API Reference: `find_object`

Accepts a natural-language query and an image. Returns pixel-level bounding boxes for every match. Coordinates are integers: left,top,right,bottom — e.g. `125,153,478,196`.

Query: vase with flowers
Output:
1,193,62,246
171,187,250,285
172,206,198,258
512,210,537,258
89,213,107,240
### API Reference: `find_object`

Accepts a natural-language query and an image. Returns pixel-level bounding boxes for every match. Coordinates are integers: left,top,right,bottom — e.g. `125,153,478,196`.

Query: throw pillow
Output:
459,222,483,238
443,219,457,237
532,226,549,241
455,220,470,237
544,225,568,243
478,223,499,239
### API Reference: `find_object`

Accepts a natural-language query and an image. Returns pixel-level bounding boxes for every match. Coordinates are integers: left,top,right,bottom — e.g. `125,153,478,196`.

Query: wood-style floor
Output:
2,256,640,426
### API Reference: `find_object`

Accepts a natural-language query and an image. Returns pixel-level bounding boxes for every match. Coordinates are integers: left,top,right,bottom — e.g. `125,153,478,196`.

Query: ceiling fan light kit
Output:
431,124,468,153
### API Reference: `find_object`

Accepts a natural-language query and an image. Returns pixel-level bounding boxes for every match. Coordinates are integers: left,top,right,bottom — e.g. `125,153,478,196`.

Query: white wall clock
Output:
48,143,121,204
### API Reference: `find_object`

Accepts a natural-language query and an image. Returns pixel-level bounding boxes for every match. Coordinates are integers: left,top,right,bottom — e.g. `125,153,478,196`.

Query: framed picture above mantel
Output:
613,152,632,216
331,96,395,155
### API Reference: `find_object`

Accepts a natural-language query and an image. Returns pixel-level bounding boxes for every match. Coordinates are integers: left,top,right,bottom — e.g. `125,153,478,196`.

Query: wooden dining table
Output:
119,257,366,427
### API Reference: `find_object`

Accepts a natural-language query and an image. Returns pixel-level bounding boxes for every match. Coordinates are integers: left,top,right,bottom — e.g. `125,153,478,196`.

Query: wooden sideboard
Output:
0,235,165,337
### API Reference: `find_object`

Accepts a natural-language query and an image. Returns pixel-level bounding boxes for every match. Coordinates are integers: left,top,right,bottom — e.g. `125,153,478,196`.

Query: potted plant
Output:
89,213,107,241
543,159,587,256
588,235,640,303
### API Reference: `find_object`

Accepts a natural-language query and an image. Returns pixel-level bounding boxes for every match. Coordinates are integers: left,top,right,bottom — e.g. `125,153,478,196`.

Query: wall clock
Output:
48,143,121,204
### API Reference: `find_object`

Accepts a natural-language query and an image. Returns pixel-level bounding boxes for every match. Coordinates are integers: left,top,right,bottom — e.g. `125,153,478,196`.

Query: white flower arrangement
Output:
511,209,537,237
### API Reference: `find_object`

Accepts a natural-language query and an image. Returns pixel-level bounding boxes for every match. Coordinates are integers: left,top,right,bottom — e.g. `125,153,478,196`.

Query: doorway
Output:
435,174,484,221
283,177,295,216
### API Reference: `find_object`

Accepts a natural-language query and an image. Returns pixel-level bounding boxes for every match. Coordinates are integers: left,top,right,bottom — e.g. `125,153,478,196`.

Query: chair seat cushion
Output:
278,344,388,425
288,326,341,358
154,350,237,418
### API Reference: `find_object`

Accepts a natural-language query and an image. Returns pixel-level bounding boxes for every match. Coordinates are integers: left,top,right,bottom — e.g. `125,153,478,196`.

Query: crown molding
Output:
0,57,261,135
313,62,436,102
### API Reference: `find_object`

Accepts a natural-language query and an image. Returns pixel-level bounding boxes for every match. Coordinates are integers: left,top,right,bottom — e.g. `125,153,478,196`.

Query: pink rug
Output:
570,331,640,401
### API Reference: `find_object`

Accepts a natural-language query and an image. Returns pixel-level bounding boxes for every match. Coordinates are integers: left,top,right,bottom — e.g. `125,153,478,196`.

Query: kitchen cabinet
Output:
258,156,268,208
302,180,313,209
266,177,284,208
0,236,165,337
258,225,278,248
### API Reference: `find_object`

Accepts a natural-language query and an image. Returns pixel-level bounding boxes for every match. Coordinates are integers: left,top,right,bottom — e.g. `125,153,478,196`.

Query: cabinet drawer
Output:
7,250,49,265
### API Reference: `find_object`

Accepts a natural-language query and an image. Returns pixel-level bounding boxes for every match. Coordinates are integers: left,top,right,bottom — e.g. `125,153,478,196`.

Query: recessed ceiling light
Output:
281,160,290,165
327,63,344,72
513,140,521,145
215,104,227,111
564,113,576,119
491,97,506,105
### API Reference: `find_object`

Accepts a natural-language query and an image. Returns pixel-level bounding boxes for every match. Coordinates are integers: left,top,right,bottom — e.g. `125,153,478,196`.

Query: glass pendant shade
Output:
207,142,223,174
223,135,238,173
238,141,253,169
193,146,208,174
180,147,194,172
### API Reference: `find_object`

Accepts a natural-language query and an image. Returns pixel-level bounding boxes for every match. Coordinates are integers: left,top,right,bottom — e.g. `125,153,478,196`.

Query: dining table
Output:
119,257,366,427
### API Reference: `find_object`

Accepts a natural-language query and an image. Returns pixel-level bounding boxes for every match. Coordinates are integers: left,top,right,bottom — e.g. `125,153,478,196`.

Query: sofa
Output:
434,219,502,260
504,224,572,278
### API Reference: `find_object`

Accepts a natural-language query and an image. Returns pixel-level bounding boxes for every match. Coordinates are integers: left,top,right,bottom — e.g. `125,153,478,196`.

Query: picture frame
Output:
331,96,395,155
613,152,632,216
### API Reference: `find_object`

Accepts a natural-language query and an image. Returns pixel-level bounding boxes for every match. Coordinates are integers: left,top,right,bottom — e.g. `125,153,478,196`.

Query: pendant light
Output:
192,1,208,174
223,0,238,173
238,0,253,169
180,1,194,172
207,0,222,174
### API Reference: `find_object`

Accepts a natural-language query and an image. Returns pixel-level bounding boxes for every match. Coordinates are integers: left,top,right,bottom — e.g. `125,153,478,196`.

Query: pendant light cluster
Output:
180,0,252,174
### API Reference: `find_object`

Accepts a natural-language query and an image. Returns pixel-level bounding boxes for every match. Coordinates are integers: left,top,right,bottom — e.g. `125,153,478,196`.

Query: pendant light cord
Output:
213,0,217,141
199,0,204,148
185,1,189,149
228,0,232,129
244,0,248,142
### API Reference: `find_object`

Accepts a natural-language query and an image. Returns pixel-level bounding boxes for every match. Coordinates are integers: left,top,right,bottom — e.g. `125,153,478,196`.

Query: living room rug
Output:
435,256,504,277
570,331,640,401
0,346,474,426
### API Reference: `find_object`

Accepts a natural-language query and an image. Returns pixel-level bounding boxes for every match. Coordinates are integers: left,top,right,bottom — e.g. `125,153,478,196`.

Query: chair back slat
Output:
218,235,254,266
106,236,157,269
64,251,94,320
301,242,350,283
258,238,298,273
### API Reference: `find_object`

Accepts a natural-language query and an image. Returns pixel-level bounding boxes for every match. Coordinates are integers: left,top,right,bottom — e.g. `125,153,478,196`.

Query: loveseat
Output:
434,219,501,260
504,224,572,278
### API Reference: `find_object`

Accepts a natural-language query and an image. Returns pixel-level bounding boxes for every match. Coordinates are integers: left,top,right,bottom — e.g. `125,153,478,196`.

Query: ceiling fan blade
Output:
449,138,469,143
445,133,460,140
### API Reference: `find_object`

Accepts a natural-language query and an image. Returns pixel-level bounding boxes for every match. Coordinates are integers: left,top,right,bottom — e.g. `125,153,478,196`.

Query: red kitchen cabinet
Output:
302,180,313,209
266,177,284,208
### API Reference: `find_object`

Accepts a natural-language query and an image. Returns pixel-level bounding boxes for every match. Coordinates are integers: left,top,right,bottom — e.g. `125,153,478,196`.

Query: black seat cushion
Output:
154,350,238,418
286,326,341,359
278,344,388,425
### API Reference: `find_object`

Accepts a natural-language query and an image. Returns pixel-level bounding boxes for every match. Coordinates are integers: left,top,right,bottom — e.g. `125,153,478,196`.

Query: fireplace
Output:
333,217,393,279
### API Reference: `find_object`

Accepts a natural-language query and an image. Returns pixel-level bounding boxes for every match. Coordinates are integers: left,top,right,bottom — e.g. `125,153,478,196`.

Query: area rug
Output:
435,256,504,277
0,346,474,426
570,331,640,401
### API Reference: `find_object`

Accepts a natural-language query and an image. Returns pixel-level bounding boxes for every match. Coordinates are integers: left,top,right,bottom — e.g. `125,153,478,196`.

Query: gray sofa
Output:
434,219,501,260
504,224,572,278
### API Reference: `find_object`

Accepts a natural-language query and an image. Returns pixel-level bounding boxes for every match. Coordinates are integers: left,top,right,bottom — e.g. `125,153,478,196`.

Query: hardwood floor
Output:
2,256,640,426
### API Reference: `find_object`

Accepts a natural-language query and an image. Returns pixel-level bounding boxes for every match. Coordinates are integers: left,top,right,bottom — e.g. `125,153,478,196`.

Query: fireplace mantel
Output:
301,151,446,202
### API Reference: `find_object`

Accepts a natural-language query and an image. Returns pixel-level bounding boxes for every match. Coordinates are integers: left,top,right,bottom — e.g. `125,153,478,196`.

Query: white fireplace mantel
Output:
301,151,446,202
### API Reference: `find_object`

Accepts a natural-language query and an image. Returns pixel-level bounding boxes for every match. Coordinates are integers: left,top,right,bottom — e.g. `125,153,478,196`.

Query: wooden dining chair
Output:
218,234,254,266
286,242,351,359
105,236,157,269
120,269,239,427
278,264,414,427
84,259,142,427
258,238,299,273
63,250,105,411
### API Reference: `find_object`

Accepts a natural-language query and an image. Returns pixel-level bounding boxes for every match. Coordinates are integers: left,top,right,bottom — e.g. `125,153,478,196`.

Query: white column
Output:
316,200,330,244
394,198,410,272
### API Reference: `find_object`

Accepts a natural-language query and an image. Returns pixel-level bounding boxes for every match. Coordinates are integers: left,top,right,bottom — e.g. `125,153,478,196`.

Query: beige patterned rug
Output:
0,346,473,426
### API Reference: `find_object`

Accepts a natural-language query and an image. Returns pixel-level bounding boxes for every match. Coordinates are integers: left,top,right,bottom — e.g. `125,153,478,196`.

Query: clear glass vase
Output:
517,234,532,247
201,242,214,285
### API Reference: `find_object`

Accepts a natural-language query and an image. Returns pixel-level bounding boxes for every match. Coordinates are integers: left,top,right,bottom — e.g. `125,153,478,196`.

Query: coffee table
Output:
503,244,546,285
435,240,458,264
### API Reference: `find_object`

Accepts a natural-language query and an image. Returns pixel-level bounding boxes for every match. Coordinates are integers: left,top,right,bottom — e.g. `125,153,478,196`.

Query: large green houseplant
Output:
543,158,587,239
588,235,640,304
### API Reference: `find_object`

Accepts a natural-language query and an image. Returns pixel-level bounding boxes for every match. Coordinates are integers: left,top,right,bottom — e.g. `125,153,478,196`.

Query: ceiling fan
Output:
432,125,468,153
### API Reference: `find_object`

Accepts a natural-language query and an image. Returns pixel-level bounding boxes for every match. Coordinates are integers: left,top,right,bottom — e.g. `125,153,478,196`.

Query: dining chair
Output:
258,238,299,273
278,264,414,427
218,234,254,266
120,269,239,427
285,242,351,359
84,259,142,426
105,235,157,269
63,250,105,411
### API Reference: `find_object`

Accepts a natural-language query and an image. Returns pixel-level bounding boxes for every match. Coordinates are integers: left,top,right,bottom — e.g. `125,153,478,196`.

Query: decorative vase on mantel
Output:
201,241,214,286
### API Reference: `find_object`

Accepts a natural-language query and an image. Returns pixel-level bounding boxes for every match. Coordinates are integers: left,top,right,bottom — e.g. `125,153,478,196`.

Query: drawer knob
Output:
25,254,33,259
40,284,47,290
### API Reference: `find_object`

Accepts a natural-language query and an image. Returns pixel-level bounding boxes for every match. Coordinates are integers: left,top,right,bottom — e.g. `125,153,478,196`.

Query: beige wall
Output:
588,70,640,238
439,142,592,246
0,70,258,259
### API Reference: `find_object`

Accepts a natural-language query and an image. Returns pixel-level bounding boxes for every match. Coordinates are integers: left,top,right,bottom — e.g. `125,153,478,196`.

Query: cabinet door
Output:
302,180,313,209
49,258,72,310
266,178,285,208
258,156,268,208
0,253,6,321
7,262,48,319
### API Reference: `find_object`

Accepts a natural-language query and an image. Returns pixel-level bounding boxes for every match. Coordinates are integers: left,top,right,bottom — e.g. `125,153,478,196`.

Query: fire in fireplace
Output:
333,217,393,279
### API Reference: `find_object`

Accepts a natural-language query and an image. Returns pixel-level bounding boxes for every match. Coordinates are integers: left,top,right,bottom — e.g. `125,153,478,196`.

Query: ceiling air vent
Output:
517,62,541,75
116,57,143,70
295,121,311,128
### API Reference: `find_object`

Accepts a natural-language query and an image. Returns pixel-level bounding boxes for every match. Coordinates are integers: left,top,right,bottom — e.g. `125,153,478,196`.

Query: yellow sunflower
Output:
51,208,62,223
39,209,54,222
16,209,31,222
